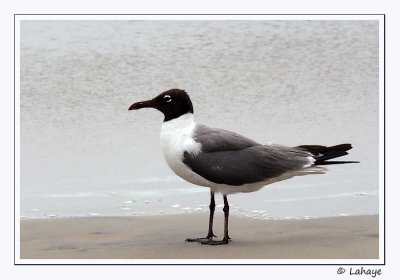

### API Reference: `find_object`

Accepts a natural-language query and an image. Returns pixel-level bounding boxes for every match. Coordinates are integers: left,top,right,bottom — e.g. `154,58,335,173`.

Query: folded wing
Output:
184,125,313,186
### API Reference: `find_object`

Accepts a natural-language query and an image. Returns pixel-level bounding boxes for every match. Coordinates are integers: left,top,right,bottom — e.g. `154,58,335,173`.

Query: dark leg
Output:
186,190,217,242
201,195,231,245
222,195,231,241
206,191,217,238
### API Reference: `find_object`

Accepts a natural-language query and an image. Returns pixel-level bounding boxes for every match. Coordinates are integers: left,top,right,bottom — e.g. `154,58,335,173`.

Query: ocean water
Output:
19,20,379,219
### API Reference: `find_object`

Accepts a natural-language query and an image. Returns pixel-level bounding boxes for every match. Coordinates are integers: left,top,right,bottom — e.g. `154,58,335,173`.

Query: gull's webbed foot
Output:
200,237,230,245
185,233,217,243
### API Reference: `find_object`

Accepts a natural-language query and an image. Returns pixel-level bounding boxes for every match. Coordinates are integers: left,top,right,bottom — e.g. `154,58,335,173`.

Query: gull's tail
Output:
296,143,359,165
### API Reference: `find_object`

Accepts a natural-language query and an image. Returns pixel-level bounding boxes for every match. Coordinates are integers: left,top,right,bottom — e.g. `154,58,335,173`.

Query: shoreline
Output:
20,214,379,259
19,210,378,221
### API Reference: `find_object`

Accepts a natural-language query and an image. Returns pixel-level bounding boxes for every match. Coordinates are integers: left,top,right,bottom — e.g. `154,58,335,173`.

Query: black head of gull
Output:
129,89,193,122
129,88,358,245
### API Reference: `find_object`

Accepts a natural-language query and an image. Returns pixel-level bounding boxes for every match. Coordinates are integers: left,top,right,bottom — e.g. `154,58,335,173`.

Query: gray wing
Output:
192,124,260,152
184,126,313,186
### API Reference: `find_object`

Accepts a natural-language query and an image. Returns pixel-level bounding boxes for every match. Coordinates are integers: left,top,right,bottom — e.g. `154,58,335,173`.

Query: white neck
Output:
160,112,199,156
161,113,195,134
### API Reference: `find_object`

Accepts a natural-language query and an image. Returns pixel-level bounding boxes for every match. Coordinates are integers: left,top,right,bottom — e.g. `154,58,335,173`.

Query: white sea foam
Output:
263,190,378,203
46,214,58,218
122,200,134,204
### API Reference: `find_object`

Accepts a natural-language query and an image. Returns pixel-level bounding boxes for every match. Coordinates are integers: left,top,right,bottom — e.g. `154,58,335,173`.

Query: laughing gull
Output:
129,89,357,245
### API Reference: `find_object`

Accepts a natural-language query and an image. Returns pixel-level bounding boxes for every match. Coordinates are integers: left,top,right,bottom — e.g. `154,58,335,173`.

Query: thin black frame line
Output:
15,263,386,266
13,13,16,266
383,14,386,265
14,14,386,266
14,13,385,16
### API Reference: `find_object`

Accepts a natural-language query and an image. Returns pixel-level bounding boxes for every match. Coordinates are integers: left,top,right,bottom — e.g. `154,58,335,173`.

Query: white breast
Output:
160,113,210,187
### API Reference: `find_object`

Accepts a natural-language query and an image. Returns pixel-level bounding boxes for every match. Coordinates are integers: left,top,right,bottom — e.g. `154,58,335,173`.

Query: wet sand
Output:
20,214,378,259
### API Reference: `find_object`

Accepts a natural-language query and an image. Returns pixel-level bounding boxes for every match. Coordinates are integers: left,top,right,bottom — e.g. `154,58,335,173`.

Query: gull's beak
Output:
128,99,155,111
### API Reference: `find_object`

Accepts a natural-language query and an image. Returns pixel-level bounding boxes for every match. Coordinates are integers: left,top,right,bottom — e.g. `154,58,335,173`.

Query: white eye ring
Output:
164,95,172,102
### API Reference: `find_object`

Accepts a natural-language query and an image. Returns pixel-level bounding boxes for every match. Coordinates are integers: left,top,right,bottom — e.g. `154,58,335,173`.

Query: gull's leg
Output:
222,195,231,241
201,195,231,245
186,190,217,242
206,190,217,238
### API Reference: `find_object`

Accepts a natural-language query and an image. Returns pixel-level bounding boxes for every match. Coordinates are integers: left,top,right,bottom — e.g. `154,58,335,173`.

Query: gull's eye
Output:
163,95,172,103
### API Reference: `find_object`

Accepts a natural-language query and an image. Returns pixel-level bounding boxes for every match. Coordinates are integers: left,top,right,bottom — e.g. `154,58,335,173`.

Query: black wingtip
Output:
316,160,360,165
331,143,353,151
297,143,357,165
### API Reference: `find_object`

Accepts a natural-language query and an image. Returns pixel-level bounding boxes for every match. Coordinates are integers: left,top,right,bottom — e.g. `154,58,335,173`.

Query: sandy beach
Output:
20,214,378,259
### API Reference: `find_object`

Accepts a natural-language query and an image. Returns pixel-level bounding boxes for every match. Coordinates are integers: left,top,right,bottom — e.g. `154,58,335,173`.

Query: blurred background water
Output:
20,20,379,219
